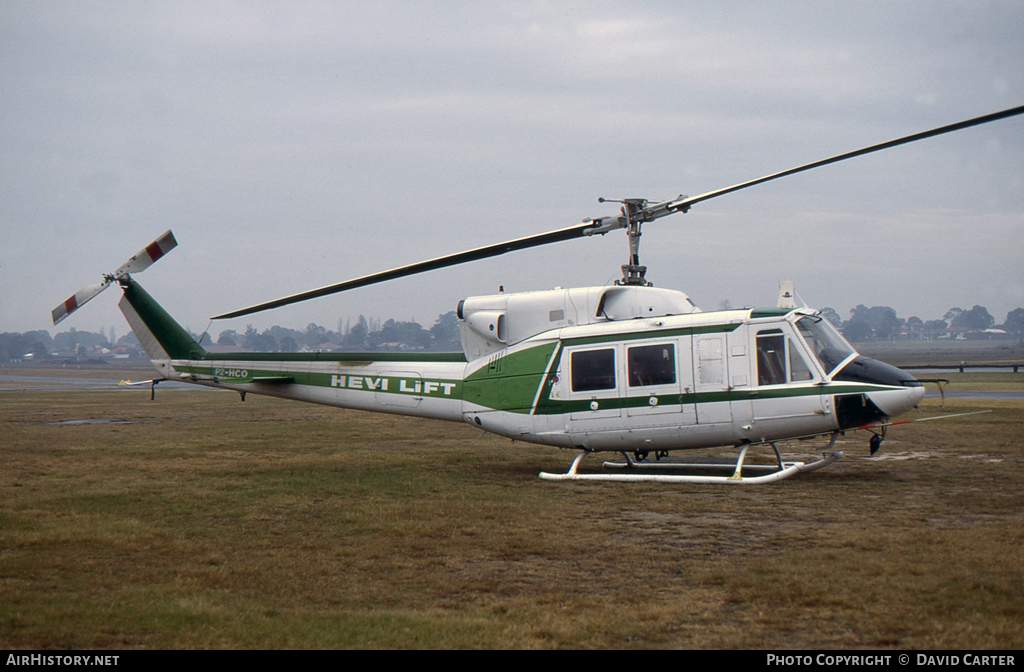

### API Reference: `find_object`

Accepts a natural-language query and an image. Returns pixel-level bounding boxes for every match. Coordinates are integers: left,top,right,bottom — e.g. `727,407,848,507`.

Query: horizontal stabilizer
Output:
251,376,295,384
119,378,164,387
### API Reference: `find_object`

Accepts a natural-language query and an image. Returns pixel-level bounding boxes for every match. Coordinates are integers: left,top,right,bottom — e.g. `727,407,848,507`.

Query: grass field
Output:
2,367,1022,649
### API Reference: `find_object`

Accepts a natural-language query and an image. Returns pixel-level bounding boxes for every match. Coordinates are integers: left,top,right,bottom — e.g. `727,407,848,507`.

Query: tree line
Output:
211,312,460,353
0,312,462,361
3,304,1022,363
821,305,1024,343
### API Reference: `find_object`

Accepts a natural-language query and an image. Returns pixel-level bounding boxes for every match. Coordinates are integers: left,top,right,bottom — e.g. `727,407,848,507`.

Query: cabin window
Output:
628,343,676,387
571,348,616,392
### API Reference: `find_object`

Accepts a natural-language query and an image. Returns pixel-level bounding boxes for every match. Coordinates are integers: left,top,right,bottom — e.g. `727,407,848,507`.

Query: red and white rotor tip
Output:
51,230,177,325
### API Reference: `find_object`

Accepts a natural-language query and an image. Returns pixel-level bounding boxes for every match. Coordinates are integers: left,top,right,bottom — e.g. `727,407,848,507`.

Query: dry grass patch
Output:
1,384,1022,648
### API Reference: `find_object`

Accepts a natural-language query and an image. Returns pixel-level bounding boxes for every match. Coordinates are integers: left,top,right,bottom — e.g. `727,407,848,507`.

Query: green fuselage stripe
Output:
175,364,464,400
197,351,467,363
532,383,895,416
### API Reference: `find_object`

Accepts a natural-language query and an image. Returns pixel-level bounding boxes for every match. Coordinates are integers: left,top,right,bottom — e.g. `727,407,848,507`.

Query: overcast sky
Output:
2,1,1022,341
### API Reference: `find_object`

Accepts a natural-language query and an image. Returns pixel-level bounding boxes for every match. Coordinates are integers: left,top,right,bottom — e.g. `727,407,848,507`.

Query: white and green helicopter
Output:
53,106,1022,484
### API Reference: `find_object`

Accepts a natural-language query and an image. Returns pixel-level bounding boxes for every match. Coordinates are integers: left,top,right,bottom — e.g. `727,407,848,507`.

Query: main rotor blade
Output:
666,104,1024,213
213,104,1024,321
212,221,605,320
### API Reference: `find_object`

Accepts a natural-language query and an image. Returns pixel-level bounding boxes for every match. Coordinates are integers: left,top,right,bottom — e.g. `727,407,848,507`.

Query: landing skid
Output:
539,433,841,484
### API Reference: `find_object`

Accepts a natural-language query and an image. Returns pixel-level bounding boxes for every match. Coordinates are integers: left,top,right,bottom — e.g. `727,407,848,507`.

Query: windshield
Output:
795,315,856,377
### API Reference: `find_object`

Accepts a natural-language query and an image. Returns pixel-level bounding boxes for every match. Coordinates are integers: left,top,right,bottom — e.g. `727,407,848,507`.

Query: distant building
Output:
968,328,1012,341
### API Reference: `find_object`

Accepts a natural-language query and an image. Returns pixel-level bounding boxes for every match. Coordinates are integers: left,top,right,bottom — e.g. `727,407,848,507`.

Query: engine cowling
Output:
457,285,699,360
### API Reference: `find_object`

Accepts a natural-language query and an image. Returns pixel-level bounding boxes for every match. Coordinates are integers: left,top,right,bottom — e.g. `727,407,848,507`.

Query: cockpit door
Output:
749,323,831,436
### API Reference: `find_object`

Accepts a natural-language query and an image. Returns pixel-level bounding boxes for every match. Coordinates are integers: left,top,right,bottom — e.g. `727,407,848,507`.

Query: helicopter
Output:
53,105,1023,484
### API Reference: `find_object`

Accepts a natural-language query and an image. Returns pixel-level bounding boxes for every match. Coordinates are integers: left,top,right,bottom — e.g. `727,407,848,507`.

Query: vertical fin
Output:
117,278,205,361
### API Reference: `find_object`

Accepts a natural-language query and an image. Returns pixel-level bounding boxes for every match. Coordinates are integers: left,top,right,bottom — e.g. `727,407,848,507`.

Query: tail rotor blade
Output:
116,230,177,277
52,279,114,325
51,230,178,325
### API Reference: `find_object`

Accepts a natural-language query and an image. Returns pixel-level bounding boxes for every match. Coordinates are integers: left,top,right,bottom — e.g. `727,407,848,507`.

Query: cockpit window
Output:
795,316,856,377
789,344,813,381
756,329,815,385
756,331,786,385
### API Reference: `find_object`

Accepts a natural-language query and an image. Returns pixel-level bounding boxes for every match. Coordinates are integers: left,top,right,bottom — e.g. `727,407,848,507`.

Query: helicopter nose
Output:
868,381,925,419
857,379,923,419
832,356,925,417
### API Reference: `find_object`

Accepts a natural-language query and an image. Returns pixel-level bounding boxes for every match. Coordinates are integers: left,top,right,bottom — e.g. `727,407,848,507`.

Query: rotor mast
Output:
598,196,689,287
